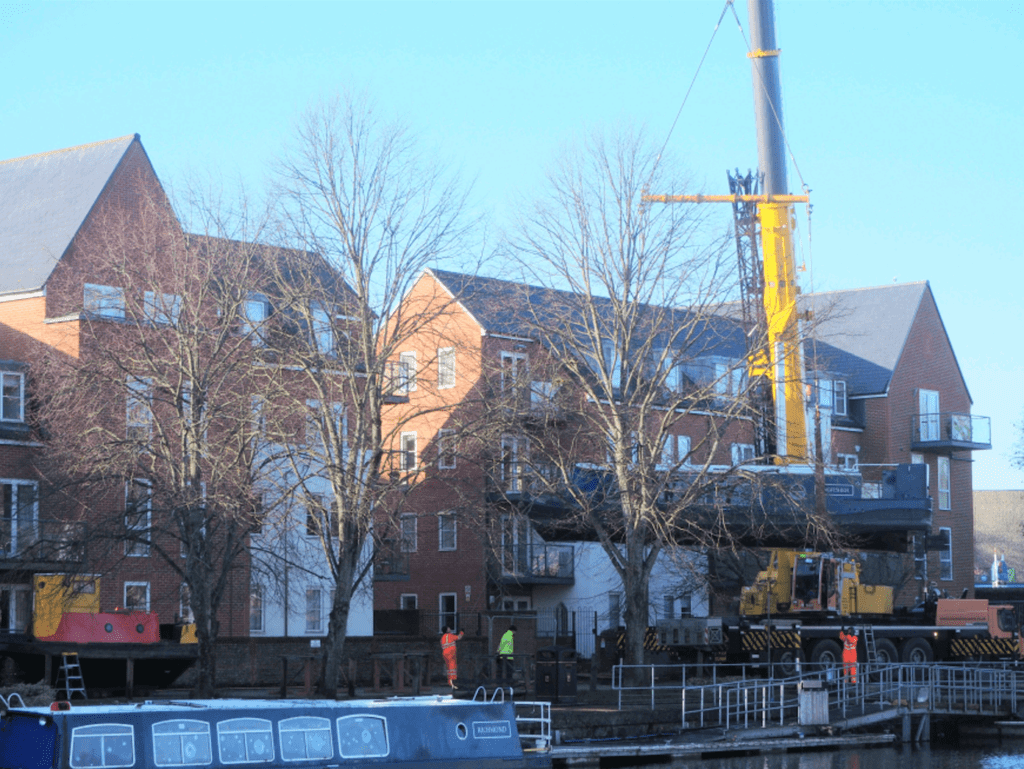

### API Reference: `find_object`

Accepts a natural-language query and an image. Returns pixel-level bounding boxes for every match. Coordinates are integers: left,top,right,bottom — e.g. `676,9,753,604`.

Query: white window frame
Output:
126,376,153,444
939,525,953,581
125,479,151,557
837,453,859,471
500,351,529,397
437,347,456,389
833,380,848,416
311,303,334,356
439,592,457,634
305,493,329,538
400,514,417,553
249,583,265,633
0,372,25,422
399,431,417,472
124,581,150,612
918,389,940,441
143,290,182,325
398,352,417,392
179,583,194,623
83,283,125,319
601,339,621,390
438,429,456,469
243,296,267,346
438,512,457,551
500,434,528,492
715,361,744,399
1,481,38,558
400,594,418,610
938,455,951,511
659,434,691,469
731,443,755,464
305,587,323,633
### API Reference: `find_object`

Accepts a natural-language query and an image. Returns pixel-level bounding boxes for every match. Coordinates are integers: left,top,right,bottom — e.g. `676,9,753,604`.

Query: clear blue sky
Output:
3,1,1021,489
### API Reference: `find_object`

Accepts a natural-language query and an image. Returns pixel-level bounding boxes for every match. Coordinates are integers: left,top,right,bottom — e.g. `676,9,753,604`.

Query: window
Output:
939,526,953,581
662,595,675,621
837,453,859,471
336,715,388,759
143,291,182,325
862,482,882,499
399,514,417,553
938,455,951,511
833,380,847,416
311,303,333,356
305,588,323,633
439,593,457,634
437,347,455,389
399,432,417,471
179,583,194,623
438,512,457,551
438,429,456,469
731,443,755,464
608,592,621,627
400,594,418,610
660,434,691,468
397,352,417,392
305,493,330,538
124,582,150,612
500,434,527,492
217,718,274,764
125,479,151,556
918,389,940,441
0,372,24,422
71,723,134,768
126,377,152,444
1,481,38,557
83,283,125,319
249,584,264,633
601,339,621,390
500,351,529,401
910,452,930,486
715,362,744,400
242,296,267,346
152,720,212,767
279,716,333,762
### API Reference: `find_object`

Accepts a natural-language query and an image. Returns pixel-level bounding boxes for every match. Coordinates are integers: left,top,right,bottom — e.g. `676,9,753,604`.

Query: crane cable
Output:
655,0,734,166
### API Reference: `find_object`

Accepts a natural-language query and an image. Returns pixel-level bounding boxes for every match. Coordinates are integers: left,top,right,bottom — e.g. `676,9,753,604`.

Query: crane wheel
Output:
810,639,842,668
874,639,899,664
900,638,934,664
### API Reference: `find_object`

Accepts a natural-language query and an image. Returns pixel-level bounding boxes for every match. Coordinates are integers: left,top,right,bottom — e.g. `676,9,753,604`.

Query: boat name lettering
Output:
472,721,511,739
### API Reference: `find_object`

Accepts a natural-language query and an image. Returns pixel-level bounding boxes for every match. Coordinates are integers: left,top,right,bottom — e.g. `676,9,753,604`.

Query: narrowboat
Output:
0,695,552,769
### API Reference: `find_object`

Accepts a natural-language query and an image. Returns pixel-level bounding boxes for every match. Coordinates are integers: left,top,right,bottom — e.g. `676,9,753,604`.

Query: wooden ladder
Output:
56,652,87,700
859,625,877,664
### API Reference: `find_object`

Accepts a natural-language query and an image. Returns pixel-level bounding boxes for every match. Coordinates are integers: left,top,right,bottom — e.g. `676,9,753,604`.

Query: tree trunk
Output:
320,592,350,698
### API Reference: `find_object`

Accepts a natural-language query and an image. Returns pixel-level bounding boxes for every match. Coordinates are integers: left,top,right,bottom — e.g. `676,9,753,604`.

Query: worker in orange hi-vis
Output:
840,627,859,684
440,625,465,689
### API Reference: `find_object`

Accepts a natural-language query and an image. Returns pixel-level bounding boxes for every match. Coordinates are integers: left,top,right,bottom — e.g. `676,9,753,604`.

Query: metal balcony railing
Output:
500,542,574,583
911,412,991,452
0,518,86,563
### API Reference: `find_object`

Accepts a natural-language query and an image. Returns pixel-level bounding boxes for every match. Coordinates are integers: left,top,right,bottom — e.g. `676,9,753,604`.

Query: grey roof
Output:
802,282,929,396
428,268,747,358
0,134,138,295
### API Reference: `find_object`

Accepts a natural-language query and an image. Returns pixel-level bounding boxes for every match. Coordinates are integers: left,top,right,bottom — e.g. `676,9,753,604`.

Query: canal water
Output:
614,742,1024,769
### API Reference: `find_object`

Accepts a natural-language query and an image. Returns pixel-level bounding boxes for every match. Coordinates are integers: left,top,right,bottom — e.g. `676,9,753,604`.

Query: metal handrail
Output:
513,700,552,750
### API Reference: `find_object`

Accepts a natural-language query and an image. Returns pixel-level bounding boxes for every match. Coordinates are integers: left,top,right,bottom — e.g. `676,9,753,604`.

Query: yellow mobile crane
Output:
647,0,808,464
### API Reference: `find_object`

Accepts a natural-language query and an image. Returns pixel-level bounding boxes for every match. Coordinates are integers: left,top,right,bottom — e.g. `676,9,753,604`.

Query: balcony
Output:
497,542,574,585
911,412,992,453
373,547,410,581
0,518,86,568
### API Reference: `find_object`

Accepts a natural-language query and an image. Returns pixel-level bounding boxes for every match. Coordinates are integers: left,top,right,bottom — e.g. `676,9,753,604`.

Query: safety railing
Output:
513,700,552,750
617,660,1024,731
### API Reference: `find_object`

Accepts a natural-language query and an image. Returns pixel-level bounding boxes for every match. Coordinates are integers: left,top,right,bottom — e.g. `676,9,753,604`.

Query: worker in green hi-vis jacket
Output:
497,625,516,683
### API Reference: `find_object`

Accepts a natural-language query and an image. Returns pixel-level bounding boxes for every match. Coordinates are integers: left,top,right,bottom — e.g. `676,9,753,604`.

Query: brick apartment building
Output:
376,270,988,654
0,135,372,645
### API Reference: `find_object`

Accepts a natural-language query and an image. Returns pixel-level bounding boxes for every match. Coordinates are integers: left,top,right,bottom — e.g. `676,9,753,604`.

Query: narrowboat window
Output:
216,718,274,764
279,717,333,761
71,724,134,768
152,720,212,766
336,715,388,759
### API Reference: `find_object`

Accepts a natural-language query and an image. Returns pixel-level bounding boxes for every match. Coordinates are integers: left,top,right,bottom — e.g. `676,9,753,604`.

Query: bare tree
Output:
272,92,474,697
35,181,273,696
500,127,785,665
